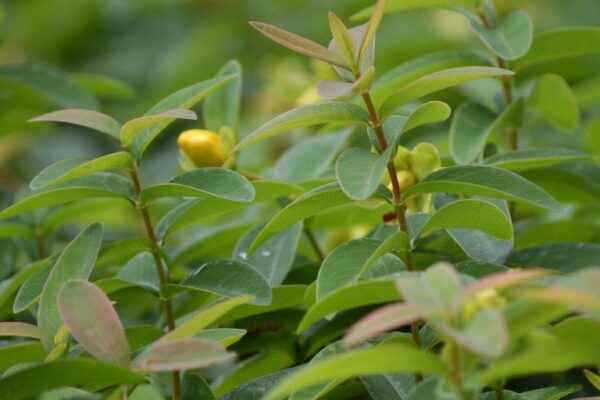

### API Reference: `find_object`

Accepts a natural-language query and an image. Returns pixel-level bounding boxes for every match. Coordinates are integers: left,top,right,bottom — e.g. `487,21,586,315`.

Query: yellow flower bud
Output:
393,146,411,171
409,142,441,180
177,129,227,168
396,170,417,192
461,288,507,321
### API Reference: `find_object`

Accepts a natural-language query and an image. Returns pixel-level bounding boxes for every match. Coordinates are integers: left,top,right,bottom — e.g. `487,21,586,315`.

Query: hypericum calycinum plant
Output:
1,0,600,399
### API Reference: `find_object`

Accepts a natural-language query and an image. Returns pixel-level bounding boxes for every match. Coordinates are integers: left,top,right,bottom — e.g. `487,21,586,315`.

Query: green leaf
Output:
275,129,352,183
29,109,120,138
182,374,216,400
470,10,533,60
141,167,254,204
195,328,246,347
527,74,580,132
38,223,104,340
0,222,33,239
217,285,308,324
125,325,164,352
0,342,46,373
130,74,236,158
235,223,302,285
402,101,451,133
351,0,480,20
403,165,561,211
0,360,143,400
584,369,600,391
132,338,234,372
358,0,385,65
264,344,448,400
155,180,303,240
508,243,600,272
370,51,490,106
421,199,512,240
58,280,130,367
166,260,272,305
328,12,356,67
550,316,600,347
249,21,349,69
72,72,135,99
298,280,401,333
232,102,370,152
481,332,600,384
483,148,589,170
0,258,52,311
449,102,509,165
379,67,513,118
204,60,242,132
129,385,164,400
0,322,45,340
96,237,153,269
0,63,98,110
0,174,134,221
511,27,600,72
220,368,300,400
30,152,133,190
163,296,253,341
317,233,408,300
521,167,600,204
13,266,50,313
120,109,197,146
336,147,391,201
248,184,352,253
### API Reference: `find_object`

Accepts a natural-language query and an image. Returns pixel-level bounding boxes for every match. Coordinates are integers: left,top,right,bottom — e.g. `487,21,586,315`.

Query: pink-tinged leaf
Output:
317,80,354,99
0,322,46,341
515,286,600,318
120,109,197,146
58,279,130,367
462,269,550,299
131,338,234,372
250,21,350,69
328,12,356,66
344,302,428,346
358,0,386,64
30,109,121,138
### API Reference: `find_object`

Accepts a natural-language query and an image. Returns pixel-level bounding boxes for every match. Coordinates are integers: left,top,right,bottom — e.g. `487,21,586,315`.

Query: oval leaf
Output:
58,280,130,367
483,148,589,170
470,10,533,60
30,109,120,138
204,60,242,132
336,147,392,200
121,109,197,146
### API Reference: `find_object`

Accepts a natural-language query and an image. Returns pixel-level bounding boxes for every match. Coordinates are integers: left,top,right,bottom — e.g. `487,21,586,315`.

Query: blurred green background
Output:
1,0,599,187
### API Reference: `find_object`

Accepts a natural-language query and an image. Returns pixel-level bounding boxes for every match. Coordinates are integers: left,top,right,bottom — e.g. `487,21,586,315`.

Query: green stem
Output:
34,228,46,259
129,166,180,400
360,89,422,382
303,226,325,263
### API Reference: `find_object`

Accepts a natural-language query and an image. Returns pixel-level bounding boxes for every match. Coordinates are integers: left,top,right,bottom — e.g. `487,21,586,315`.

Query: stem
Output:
129,166,180,400
495,385,504,400
304,227,325,263
360,89,421,382
35,228,46,259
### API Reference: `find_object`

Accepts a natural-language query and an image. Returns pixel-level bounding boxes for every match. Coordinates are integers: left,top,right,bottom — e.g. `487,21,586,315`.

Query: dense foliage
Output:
1,0,600,399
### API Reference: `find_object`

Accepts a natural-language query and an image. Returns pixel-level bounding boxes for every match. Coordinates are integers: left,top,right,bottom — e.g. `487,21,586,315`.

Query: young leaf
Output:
403,165,561,211
527,74,580,132
0,258,52,312
379,66,513,118
232,102,370,152
328,12,355,67
162,296,253,341
72,72,136,99
358,0,386,65
58,280,130,367
38,223,104,340
196,328,247,347
336,146,392,200
511,27,600,71
120,109,197,146
132,338,234,373
234,223,303,286
249,21,349,69
140,168,255,204
0,360,142,400
248,184,353,253
298,280,401,333
30,152,133,190
204,60,242,132
483,148,589,171
30,108,121,138
172,260,272,305
470,10,533,60
264,344,448,400
130,74,236,158
449,103,497,165
13,266,51,313
420,199,512,240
